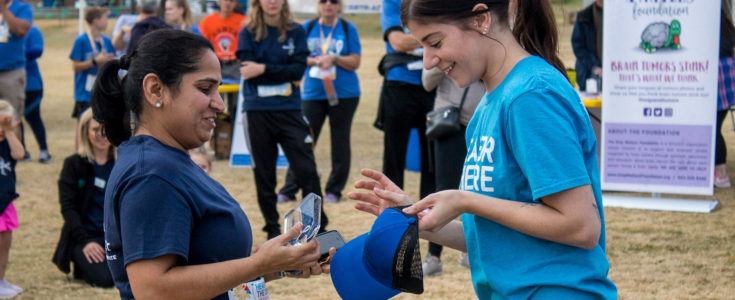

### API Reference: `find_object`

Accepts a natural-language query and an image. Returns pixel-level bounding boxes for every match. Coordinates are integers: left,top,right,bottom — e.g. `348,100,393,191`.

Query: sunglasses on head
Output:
319,0,339,4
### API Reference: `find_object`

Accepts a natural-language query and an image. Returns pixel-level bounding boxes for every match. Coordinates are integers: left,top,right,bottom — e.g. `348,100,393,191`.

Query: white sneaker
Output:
0,280,22,293
422,255,443,277
0,285,18,299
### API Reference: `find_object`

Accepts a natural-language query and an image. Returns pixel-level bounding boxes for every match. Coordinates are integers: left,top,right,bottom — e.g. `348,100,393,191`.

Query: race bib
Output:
407,60,423,71
85,74,97,92
228,277,270,300
257,83,292,98
308,66,337,80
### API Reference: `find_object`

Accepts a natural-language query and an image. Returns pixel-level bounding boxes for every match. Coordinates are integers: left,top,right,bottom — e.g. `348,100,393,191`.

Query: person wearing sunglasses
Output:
277,0,361,204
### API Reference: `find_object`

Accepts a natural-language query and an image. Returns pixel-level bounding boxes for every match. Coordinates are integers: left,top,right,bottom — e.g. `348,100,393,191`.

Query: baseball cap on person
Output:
330,207,423,300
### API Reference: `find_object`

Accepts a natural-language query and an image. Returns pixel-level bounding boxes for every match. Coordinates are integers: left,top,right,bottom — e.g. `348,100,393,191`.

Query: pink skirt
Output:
0,204,19,232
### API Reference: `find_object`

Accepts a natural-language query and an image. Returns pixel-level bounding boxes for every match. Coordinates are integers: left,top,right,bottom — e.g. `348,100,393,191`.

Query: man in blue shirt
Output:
0,0,32,139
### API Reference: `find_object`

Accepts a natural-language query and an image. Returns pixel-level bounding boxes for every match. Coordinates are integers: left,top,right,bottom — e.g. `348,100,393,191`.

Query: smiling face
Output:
408,20,488,87
159,50,225,150
88,118,111,155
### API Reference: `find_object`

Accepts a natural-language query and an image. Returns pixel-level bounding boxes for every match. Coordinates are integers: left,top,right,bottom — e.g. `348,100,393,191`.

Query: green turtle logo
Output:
640,19,682,53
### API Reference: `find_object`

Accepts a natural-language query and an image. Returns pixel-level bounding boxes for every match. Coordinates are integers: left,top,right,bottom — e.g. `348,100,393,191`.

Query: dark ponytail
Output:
91,58,132,146
400,0,566,76
512,0,565,76
90,29,214,146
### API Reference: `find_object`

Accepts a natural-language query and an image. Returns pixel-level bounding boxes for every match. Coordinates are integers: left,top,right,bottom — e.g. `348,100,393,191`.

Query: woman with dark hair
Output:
237,0,328,239
349,0,617,298
53,108,115,288
91,29,328,299
278,0,362,204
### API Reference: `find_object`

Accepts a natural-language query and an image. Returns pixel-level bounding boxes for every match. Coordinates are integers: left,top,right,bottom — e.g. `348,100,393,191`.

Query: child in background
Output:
0,100,25,298
69,7,115,145
189,146,211,173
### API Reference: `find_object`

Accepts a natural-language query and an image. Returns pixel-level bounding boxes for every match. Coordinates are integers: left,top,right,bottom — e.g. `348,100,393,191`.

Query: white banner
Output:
601,0,720,195
229,81,289,168
288,0,381,14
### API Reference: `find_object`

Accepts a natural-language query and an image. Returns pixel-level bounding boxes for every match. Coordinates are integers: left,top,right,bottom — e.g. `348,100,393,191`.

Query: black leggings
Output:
428,126,468,258
71,237,114,287
280,98,359,198
716,110,728,165
246,110,328,238
23,90,48,151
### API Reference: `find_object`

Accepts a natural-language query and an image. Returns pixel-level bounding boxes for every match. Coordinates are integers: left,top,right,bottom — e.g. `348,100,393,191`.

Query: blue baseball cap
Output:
330,207,423,300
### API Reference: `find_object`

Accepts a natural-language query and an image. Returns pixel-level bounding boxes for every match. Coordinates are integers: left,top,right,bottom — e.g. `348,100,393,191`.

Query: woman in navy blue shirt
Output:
91,29,325,300
237,0,328,239
278,0,361,204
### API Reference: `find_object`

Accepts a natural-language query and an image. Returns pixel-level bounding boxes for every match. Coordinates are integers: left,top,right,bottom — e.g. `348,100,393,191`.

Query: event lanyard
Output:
318,17,338,55
86,30,104,55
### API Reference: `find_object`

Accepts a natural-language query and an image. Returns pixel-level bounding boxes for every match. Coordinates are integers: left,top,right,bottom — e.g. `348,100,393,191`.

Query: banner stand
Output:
602,193,720,213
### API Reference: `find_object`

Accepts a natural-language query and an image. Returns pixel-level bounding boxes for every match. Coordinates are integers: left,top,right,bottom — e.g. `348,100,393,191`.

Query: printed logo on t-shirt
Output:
214,31,237,60
461,135,495,193
283,38,295,56
0,158,10,176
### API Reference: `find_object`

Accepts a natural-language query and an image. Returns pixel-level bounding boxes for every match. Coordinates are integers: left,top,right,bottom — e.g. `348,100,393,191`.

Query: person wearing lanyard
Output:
278,0,361,204
69,7,114,145
237,0,329,240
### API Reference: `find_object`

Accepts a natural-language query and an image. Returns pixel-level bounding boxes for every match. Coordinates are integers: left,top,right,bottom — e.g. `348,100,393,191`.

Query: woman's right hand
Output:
347,168,415,216
252,224,321,275
82,241,106,264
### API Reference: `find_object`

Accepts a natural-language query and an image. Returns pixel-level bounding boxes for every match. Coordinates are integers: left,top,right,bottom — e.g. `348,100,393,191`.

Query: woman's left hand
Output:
402,190,468,232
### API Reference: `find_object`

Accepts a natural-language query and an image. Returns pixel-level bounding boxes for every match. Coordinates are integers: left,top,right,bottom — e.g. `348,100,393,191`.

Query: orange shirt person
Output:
199,0,245,62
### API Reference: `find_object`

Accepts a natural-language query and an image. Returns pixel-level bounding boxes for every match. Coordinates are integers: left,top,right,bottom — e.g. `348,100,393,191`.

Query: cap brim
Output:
330,233,399,300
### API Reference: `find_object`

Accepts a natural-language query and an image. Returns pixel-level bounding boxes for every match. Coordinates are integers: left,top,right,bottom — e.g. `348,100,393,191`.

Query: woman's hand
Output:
0,115,18,132
82,241,106,264
316,55,336,69
347,169,413,216
240,61,266,80
251,224,321,275
402,190,469,232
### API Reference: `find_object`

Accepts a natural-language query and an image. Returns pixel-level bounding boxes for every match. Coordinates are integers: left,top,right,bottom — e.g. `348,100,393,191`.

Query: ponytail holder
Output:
119,55,131,70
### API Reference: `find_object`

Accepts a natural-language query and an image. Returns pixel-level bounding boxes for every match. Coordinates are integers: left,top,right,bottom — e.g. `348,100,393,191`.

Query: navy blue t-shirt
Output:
236,24,309,111
84,160,113,236
104,136,253,300
0,140,17,201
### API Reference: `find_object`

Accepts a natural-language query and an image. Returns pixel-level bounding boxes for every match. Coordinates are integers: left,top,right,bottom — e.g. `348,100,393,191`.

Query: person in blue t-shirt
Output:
350,0,617,299
91,29,331,300
376,0,435,213
69,7,115,120
23,26,51,163
278,0,361,204
0,0,32,140
236,0,329,240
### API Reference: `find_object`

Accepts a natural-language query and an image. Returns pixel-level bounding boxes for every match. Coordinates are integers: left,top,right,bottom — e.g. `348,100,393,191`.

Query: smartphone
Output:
316,230,346,262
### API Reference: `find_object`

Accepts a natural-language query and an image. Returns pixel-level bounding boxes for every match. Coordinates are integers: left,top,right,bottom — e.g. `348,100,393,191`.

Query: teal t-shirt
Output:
460,56,617,299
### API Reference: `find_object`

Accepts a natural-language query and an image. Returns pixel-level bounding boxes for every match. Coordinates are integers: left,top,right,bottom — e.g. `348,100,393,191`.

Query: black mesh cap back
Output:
391,222,423,294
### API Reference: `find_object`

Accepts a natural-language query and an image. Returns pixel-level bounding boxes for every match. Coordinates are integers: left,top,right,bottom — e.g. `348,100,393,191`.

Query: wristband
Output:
92,58,98,67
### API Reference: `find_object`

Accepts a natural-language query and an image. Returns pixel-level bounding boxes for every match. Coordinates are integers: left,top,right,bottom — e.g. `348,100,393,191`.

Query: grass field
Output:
6,11,735,300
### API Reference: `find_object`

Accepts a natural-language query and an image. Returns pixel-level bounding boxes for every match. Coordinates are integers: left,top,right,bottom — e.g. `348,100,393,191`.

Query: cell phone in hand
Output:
316,230,345,262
